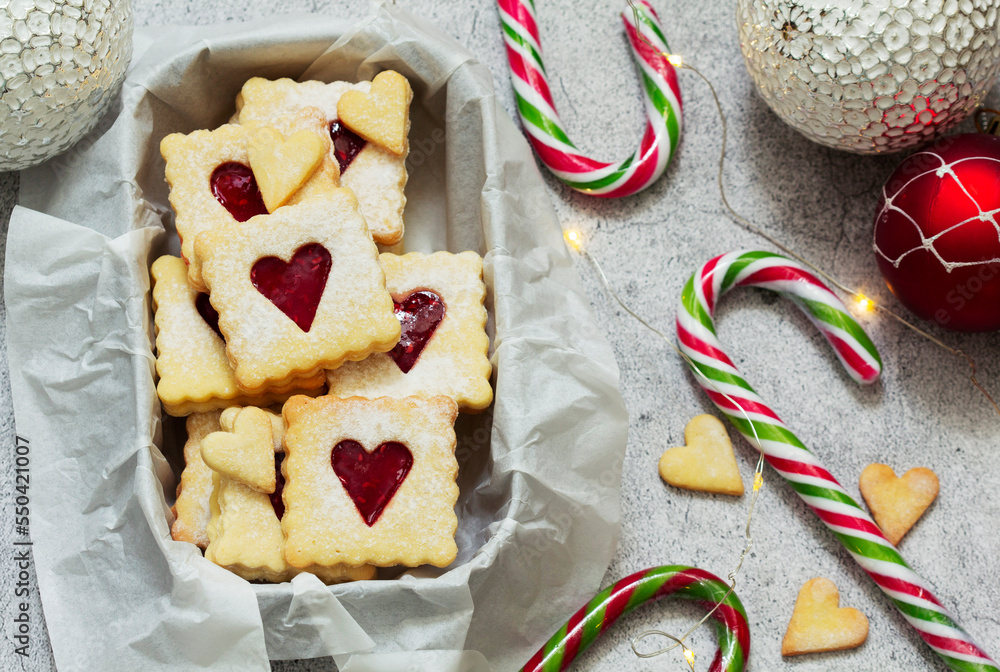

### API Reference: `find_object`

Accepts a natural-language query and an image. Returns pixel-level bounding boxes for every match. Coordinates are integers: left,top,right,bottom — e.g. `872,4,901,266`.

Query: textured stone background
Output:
2,0,1000,670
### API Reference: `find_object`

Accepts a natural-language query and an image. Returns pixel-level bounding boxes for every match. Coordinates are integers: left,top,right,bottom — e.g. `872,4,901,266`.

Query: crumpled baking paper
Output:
4,3,629,670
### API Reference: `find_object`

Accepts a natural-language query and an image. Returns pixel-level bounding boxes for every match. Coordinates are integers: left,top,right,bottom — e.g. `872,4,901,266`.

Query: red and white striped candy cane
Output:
520,566,750,672
677,250,998,672
497,0,683,197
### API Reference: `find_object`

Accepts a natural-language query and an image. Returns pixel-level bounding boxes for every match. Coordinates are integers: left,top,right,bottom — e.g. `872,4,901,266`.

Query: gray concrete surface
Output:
3,0,1000,670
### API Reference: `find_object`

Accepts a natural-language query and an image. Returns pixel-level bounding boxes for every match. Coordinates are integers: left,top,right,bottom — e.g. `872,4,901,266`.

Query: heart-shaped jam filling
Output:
210,162,269,222
388,290,445,374
329,121,366,172
250,243,332,332
270,453,286,520
195,293,224,340
331,440,412,526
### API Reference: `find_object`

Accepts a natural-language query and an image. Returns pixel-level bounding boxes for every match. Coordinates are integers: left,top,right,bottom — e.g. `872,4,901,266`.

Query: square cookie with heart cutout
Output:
204,407,375,584
152,255,326,416
281,395,460,569
194,190,401,393
325,251,493,412
236,73,411,246
161,108,339,291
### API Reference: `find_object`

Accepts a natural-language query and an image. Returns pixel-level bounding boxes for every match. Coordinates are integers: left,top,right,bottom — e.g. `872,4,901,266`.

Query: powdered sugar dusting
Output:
203,408,372,583
161,125,254,291
151,255,325,416
171,411,223,548
281,395,459,569
195,191,401,392
326,251,493,411
236,76,406,245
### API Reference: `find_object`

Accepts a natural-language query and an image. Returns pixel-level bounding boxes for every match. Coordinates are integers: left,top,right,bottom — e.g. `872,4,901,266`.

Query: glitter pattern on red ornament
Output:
873,133,1000,332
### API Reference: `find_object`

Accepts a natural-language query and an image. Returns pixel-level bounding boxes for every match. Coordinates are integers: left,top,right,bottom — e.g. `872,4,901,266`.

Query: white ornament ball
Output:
737,0,1000,153
0,0,133,171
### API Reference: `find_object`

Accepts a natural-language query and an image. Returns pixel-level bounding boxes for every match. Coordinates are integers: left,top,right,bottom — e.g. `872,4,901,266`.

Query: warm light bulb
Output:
753,472,763,492
856,295,874,313
564,229,585,252
667,54,684,68
683,647,696,667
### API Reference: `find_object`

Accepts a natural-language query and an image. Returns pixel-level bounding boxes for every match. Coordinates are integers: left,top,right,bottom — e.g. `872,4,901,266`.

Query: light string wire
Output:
625,2,1000,420
567,231,765,670
558,3,1000,666
974,107,1000,135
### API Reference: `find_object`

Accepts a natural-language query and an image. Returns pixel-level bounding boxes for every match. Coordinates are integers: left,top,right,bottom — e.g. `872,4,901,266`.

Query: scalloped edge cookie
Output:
171,411,223,549
152,255,326,416
161,108,340,291
236,76,409,246
281,395,459,569
194,191,401,393
326,251,493,412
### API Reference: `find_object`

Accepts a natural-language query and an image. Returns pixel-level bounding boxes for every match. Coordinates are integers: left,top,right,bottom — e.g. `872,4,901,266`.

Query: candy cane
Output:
497,0,683,197
677,250,998,672
520,565,750,672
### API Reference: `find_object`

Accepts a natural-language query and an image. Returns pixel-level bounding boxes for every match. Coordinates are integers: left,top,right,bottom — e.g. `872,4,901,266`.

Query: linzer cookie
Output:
194,191,401,393
326,251,493,412
281,395,460,569
160,108,339,290
170,411,222,549
161,124,259,291
235,73,411,246
247,128,324,213
204,409,374,583
151,255,325,416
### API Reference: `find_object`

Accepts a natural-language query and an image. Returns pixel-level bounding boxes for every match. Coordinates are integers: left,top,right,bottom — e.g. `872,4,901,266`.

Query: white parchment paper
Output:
4,3,629,670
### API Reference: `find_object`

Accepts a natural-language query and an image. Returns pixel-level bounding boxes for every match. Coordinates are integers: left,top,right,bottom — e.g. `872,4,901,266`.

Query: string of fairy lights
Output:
566,229,764,670
626,4,1000,418
546,3,1000,668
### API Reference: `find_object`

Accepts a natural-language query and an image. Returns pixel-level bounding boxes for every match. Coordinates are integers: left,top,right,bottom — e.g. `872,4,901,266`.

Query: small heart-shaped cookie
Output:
859,463,939,545
658,415,743,496
782,577,869,655
336,70,412,156
201,407,282,494
247,127,324,212
219,406,285,449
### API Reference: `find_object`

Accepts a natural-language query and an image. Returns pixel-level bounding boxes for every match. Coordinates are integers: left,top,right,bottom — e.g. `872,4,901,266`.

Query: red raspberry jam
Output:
331,440,413,526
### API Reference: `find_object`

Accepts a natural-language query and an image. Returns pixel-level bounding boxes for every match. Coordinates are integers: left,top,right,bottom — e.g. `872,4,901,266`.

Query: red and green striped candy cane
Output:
677,250,998,672
497,0,682,197
520,565,749,672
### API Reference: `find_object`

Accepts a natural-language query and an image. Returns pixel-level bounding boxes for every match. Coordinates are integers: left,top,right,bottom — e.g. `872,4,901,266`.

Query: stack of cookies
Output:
155,71,493,584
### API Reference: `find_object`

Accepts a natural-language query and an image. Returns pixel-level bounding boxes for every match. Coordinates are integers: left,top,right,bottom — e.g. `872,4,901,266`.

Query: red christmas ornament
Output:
874,133,1000,332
